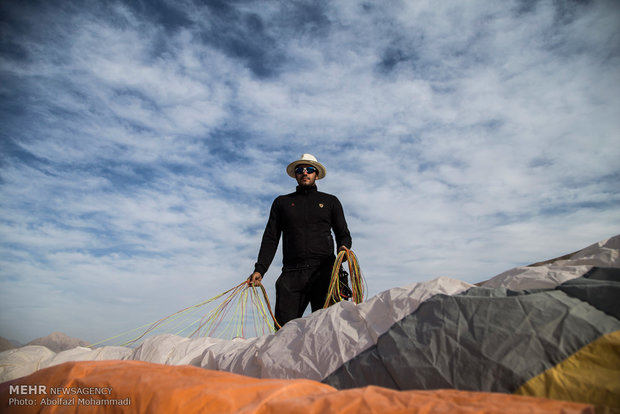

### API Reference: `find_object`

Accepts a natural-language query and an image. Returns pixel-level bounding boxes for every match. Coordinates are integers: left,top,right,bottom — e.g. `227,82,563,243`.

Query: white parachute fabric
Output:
0,345,131,382
482,235,620,290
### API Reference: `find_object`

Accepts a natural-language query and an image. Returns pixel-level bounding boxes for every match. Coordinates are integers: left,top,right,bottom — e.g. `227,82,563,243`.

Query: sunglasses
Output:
295,166,318,175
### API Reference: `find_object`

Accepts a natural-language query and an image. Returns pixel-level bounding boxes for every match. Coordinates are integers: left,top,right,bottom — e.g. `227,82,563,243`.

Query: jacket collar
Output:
296,184,318,194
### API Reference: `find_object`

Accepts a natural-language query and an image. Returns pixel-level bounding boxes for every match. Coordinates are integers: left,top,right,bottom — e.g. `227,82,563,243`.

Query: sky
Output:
1,0,619,345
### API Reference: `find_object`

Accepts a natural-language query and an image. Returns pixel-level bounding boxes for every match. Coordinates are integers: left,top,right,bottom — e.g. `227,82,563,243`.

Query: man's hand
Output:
338,245,348,262
248,271,263,287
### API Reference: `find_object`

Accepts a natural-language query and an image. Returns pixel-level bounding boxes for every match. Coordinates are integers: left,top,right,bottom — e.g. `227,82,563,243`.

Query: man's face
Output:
295,164,317,187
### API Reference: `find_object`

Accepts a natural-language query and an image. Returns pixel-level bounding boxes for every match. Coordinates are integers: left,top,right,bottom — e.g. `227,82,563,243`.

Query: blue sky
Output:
1,0,619,344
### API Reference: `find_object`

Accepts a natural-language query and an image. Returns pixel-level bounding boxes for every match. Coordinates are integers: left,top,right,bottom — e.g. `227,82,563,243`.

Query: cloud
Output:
1,0,619,343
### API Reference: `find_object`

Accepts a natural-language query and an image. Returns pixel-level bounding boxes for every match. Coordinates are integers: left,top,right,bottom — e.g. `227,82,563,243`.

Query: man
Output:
248,153,352,328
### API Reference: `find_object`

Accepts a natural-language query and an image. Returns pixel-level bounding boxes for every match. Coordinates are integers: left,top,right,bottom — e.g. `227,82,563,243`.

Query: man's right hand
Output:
248,271,263,287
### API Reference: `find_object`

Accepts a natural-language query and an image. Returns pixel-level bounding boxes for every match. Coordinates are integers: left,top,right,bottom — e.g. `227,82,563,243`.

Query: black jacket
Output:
254,185,352,276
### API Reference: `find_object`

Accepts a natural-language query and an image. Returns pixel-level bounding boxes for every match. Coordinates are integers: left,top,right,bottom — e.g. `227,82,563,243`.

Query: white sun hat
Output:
286,153,326,179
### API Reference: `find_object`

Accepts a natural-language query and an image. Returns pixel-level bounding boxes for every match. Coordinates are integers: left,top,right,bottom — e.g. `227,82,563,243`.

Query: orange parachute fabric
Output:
1,360,593,414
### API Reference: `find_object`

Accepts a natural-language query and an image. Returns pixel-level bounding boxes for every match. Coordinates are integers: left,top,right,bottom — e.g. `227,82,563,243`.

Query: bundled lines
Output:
90,280,280,348
323,248,366,308
183,281,248,339
259,284,282,330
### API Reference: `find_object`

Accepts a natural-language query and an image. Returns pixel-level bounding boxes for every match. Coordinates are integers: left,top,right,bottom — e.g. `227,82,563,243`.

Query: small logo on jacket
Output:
318,203,324,208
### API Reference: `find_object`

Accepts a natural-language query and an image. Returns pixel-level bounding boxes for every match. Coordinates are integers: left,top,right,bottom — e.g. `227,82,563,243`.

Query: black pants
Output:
274,257,334,328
